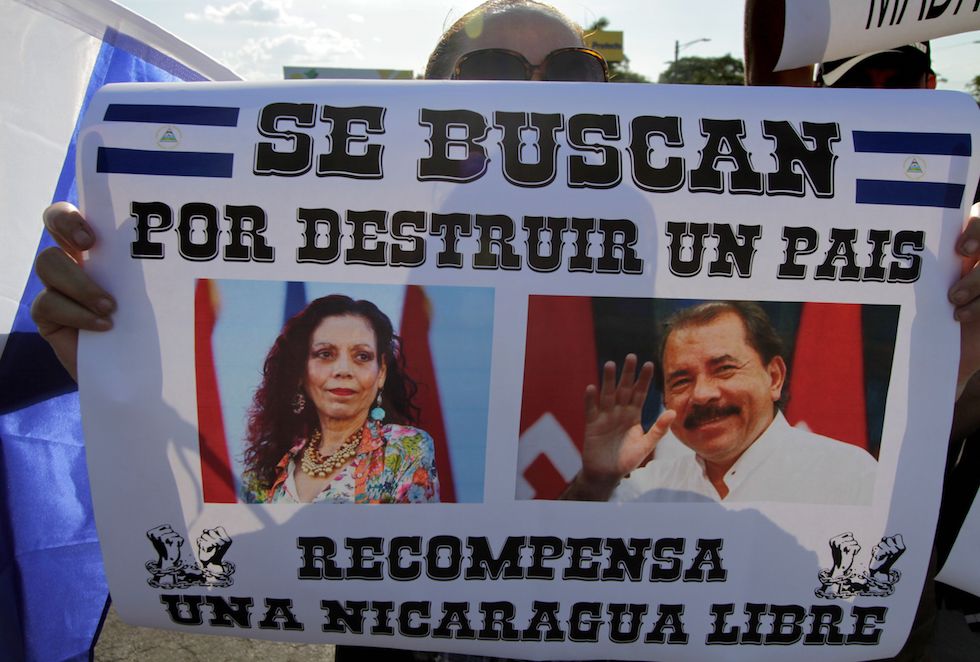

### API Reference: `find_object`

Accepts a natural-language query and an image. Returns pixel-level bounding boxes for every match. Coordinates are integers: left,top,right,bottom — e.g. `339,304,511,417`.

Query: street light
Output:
675,38,711,62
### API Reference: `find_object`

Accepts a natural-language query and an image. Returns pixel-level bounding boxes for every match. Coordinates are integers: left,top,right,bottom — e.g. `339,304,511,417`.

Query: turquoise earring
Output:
370,390,385,421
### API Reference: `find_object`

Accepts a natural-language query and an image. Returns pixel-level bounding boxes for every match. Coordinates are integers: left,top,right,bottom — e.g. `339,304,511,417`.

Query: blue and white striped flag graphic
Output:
853,130,972,209
97,103,240,177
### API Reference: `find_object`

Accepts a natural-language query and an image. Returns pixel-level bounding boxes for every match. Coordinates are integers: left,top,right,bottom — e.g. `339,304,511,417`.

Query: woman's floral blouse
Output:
242,424,440,504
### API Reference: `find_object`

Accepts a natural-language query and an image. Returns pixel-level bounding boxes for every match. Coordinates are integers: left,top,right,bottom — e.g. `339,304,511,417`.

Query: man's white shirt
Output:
614,412,877,505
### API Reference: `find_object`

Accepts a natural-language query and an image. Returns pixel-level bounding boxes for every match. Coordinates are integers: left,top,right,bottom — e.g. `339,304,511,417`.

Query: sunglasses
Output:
452,47,608,82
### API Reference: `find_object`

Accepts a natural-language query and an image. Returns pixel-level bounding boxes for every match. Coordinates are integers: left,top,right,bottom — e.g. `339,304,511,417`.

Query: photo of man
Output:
520,298,895,505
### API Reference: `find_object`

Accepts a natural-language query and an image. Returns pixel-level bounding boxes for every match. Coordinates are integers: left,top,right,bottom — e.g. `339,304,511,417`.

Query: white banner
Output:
777,0,980,71
77,80,979,659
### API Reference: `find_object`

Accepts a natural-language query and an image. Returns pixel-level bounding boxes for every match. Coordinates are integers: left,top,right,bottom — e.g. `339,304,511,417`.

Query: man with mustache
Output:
562,301,877,504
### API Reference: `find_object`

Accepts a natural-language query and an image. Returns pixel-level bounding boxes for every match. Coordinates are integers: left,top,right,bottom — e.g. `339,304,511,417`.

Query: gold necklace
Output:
300,427,362,478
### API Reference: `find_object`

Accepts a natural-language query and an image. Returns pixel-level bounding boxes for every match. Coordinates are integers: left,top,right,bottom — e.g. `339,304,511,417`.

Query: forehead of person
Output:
661,311,785,468
452,4,583,66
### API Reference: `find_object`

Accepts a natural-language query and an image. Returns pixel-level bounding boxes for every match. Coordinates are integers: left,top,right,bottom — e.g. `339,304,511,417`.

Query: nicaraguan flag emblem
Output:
156,125,181,148
904,156,925,179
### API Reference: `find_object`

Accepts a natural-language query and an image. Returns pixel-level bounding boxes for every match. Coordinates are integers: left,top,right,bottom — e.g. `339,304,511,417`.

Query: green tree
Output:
658,54,745,85
586,18,650,83
608,64,650,83
968,74,980,102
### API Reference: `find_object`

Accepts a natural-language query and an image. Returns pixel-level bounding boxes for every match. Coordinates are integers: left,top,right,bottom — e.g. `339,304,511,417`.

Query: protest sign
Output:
77,80,978,659
776,0,980,71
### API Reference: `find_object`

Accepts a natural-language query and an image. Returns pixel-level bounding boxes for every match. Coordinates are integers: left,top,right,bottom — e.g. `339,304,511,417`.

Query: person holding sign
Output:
240,295,439,504
562,301,878,504
21,1,980,660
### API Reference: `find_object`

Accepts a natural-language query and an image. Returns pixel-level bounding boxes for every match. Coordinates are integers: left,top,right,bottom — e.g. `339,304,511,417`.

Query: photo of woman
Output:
240,294,439,504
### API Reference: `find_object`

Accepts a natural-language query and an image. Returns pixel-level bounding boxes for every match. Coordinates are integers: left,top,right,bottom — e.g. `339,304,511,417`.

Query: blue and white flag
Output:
852,130,973,209
0,1,237,659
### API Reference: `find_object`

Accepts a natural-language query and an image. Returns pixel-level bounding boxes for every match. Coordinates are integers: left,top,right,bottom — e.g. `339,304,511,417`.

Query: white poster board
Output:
777,0,980,71
77,80,979,659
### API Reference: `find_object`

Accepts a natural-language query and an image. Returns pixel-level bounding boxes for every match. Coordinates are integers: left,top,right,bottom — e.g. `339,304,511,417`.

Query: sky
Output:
119,0,979,91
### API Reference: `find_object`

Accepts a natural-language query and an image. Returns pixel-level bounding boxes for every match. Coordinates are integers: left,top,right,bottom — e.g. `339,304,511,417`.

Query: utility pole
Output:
674,38,711,62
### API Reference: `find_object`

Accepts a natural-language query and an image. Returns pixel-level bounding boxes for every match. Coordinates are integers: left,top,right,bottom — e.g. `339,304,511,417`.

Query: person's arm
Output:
951,373,980,441
951,208,980,428
744,0,814,87
30,202,116,380
560,355,675,501
952,207,980,398
947,207,980,441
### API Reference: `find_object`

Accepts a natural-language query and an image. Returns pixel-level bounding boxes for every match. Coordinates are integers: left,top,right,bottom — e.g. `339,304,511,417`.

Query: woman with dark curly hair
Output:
241,294,439,504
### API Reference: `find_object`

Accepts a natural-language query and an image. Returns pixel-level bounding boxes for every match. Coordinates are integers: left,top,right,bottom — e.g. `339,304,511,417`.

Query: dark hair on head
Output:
424,0,584,79
655,301,787,406
243,294,419,488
